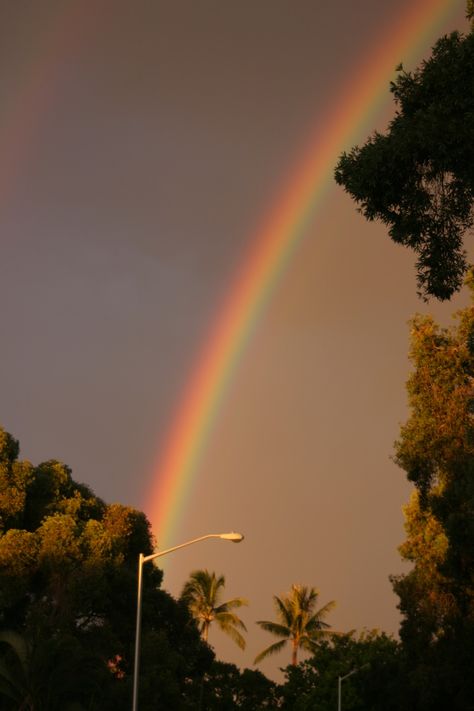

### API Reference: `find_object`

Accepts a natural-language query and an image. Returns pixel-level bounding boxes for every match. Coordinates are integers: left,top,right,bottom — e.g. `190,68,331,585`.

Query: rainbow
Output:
146,0,465,549
0,4,100,208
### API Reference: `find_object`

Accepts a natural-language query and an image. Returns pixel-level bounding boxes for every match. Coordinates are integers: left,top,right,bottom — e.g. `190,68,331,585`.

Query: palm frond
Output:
181,569,222,605
290,585,319,616
273,595,293,627
256,620,290,638
254,639,287,664
218,624,246,650
305,618,330,634
215,611,247,632
181,569,247,648
215,596,248,614
257,584,336,665
312,599,336,618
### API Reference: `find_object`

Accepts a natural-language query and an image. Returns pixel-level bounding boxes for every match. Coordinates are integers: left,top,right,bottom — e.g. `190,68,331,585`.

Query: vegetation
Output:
198,661,279,710
389,274,474,708
255,584,335,666
335,27,474,300
334,13,474,700
0,427,212,710
279,631,401,711
2,267,474,707
2,422,407,708
181,569,248,649
3,5,474,711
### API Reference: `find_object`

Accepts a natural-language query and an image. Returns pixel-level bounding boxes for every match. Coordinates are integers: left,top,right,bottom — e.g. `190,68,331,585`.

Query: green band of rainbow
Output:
144,0,463,549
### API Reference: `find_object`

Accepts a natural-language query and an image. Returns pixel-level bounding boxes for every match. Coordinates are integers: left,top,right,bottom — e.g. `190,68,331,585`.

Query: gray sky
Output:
0,0,469,679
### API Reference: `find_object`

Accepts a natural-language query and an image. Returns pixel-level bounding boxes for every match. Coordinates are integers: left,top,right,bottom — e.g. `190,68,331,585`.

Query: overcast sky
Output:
0,0,469,679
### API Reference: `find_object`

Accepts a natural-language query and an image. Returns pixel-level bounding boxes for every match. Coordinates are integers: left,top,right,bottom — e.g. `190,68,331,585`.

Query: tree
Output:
0,425,212,710
198,661,280,710
279,631,401,711
255,584,335,666
0,629,108,711
390,277,474,708
393,288,474,596
181,569,248,649
390,490,454,649
335,25,474,300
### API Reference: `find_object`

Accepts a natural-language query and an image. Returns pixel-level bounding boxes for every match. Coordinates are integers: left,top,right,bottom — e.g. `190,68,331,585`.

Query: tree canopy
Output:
198,661,279,711
0,426,212,710
335,29,474,300
279,631,401,711
391,277,474,708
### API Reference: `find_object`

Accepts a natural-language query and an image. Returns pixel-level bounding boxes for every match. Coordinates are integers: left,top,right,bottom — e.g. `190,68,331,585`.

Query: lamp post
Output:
337,664,368,711
338,668,357,711
132,531,244,711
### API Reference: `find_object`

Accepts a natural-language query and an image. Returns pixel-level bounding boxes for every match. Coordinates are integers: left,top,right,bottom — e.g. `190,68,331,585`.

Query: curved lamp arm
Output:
132,531,244,711
142,532,244,564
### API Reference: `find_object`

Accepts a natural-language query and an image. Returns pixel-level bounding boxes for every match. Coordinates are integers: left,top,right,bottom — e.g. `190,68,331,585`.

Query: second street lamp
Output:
132,531,244,711
338,669,357,711
338,664,369,711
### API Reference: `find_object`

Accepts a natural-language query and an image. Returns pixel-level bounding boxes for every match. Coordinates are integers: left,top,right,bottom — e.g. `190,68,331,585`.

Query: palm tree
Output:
181,569,248,649
254,584,335,666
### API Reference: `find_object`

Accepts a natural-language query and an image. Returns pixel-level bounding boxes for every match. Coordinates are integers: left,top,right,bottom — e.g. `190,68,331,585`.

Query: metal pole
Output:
338,667,364,711
132,553,144,711
131,532,243,710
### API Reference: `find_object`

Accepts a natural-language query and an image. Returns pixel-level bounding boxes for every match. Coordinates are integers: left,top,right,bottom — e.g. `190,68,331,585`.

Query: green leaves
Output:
255,584,335,666
0,425,213,709
280,631,401,711
254,639,287,665
335,31,474,300
181,569,248,648
392,286,474,705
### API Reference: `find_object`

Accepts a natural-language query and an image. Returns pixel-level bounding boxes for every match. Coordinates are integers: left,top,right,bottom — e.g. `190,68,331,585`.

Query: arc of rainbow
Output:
0,3,103,209
146,0,464,550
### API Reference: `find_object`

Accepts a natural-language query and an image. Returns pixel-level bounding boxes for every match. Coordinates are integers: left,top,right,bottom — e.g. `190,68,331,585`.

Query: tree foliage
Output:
199,661,279,710
335,29,474,300
0,426,212,710
391,278,474,708
255,584,335,666
181,569,248,649
279,631,401,711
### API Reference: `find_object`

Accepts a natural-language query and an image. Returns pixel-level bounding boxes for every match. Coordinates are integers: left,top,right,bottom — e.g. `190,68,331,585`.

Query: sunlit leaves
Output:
255,584,335,666
0,425,211,708
181,569,248,649
392,280,474,704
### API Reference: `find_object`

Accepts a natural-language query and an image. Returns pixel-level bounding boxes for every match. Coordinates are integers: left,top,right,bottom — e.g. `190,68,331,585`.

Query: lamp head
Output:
219,532,244,543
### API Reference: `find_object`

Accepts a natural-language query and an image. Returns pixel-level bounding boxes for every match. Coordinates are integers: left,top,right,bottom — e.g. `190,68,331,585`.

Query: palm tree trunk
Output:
291,639,298,666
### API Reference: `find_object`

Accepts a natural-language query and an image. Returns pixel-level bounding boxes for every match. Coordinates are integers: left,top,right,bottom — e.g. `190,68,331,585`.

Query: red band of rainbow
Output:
148,0,464,547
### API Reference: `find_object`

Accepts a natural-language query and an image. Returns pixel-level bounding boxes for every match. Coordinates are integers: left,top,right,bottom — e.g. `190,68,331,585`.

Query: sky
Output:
0,0,470,680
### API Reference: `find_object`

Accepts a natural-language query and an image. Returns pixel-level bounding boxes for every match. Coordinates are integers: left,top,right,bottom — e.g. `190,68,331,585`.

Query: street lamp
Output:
132,532,244,711
337,664,369,711
338,668,357,711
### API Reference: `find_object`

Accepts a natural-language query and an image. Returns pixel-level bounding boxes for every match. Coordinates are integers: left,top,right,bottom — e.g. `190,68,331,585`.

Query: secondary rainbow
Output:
0,3,102,210
146,0,464,549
